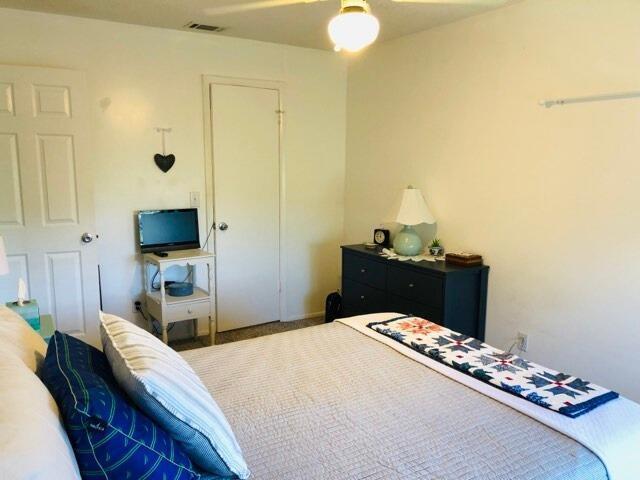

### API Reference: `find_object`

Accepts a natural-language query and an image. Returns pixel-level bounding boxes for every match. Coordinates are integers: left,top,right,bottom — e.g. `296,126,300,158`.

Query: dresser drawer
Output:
165,300,211,323
342,278,386,316
388,294,443,324
343,251,386,290
387,265,443,309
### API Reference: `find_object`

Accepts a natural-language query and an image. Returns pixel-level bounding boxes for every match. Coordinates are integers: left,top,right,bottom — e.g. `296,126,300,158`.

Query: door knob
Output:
81,232,98,243
219,222,228,231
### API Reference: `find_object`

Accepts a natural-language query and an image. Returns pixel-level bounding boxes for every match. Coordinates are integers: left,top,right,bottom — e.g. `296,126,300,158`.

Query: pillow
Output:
100,312,250,479
0,351,81,480
40,331,200,480
0,305,47,372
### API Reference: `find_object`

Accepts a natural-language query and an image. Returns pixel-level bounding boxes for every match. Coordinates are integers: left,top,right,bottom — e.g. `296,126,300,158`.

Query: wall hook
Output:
154,127,175,173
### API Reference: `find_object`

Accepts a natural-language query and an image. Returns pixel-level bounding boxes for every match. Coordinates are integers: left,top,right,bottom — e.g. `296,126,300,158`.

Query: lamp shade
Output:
0,236,9,276
395,187,435,226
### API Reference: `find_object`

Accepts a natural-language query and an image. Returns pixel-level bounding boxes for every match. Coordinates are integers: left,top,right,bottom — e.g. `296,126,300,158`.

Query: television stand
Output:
142,249,215,345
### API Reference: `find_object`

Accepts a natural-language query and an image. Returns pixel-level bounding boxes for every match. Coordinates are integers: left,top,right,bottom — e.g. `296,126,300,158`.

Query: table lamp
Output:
393,186,435,256
0,236,8,277
0,237,38,327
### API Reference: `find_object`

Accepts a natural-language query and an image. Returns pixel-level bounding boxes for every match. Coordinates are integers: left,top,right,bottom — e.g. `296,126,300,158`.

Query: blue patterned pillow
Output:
40,331,201,480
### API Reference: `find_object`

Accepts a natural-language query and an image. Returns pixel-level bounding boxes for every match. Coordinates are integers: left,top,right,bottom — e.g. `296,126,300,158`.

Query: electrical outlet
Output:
190,191,200,208
133,300,141,314
517,332,529,352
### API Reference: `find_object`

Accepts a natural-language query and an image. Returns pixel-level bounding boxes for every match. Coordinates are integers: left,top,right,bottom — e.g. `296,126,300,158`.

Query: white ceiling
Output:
0,0,517,50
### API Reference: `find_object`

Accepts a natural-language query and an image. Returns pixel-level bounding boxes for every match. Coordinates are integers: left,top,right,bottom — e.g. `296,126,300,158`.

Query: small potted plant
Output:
428,238,443,256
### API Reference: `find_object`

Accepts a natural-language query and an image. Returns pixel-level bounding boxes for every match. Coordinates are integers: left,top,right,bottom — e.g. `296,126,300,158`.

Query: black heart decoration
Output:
154,153,175,173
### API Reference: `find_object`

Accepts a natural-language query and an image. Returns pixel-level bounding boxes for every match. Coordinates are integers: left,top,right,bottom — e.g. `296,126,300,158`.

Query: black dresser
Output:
341,244,489,340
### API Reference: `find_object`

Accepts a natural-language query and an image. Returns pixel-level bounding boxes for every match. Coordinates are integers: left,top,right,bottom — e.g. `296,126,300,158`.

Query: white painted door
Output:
0,65,100,344
210,83,281,332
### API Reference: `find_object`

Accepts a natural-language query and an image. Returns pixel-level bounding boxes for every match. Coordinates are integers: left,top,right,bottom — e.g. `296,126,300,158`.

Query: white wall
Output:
345,0,640,400
0,8,346,336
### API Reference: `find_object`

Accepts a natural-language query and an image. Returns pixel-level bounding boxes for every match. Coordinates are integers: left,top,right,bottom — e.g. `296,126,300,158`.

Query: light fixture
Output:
0,236,8,276
393,186,435,256
328,0,379,53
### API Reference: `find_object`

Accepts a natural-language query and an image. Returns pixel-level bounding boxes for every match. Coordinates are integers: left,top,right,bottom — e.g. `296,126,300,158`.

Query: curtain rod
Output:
539,90,640,108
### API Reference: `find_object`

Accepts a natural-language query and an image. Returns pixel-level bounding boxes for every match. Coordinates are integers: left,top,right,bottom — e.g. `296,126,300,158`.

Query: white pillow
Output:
100,312,250,479
0,351,81,479
0,305,47,372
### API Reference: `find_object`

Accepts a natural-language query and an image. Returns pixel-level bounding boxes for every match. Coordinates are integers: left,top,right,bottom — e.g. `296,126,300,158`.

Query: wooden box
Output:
445,253,483,267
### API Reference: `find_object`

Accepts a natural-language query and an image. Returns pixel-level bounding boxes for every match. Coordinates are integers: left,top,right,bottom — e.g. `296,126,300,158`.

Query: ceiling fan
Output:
204,0,508,53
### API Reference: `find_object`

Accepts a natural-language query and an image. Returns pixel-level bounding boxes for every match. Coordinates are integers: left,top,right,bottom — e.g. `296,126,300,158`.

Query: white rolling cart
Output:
143,249,215,345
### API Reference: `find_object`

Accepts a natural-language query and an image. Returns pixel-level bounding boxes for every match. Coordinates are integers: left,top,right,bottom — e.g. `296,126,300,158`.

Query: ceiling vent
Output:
184,22,226,33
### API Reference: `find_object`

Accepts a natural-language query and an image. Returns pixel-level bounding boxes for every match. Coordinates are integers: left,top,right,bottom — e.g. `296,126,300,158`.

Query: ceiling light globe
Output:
328,11,380,53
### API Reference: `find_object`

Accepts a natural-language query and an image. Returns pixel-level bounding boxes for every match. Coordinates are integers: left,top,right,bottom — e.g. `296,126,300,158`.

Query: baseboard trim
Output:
285,311,324,322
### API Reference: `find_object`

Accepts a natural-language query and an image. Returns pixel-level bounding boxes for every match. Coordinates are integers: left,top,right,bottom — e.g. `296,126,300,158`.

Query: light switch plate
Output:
190,191,200,207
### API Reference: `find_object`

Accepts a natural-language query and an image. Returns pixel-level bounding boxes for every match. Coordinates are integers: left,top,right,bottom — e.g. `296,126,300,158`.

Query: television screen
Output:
138,209,200,253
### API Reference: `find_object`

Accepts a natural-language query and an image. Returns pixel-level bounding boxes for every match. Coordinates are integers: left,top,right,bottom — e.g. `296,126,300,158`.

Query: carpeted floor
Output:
171,316,325,352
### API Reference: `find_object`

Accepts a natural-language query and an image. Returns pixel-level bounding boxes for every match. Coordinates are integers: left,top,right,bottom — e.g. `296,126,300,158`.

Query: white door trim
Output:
201,75,288,329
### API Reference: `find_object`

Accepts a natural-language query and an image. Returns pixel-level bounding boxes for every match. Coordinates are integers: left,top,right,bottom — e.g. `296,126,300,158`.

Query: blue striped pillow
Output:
40,331,201,480
100,313,250,479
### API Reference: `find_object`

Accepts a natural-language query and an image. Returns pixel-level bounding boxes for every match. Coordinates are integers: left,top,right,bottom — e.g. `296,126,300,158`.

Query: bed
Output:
3,307,638,480
181,313,624,480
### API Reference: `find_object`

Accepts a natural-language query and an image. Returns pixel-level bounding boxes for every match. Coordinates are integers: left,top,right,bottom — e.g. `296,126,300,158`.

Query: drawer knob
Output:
360,268,366,273
360,295,365,300
408,283,414,288
187,308,193,314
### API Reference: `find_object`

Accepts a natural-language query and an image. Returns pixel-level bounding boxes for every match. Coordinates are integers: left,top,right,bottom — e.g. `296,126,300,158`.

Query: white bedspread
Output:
339,313,640,480
184,316,607,480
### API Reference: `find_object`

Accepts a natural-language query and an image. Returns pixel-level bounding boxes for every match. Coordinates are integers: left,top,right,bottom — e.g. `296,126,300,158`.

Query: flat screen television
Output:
138,208,200,253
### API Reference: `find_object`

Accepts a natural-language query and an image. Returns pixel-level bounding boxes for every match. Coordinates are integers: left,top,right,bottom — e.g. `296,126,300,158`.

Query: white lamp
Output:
0,236,9,277
393,186,435,256
0,238,29,306
328,0,379,53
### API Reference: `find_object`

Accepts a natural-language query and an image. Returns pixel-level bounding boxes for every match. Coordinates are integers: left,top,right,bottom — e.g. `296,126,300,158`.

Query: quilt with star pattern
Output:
367,315,618,418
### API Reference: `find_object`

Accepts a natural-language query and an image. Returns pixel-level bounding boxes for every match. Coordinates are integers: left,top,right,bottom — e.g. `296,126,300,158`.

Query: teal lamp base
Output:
393,225,423,256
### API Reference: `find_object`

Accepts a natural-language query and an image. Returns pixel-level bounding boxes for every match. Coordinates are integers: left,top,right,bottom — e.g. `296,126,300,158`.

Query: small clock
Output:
373,228,391,248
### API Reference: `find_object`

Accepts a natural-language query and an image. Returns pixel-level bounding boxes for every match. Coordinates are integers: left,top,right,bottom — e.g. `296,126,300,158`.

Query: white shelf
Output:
142,248,215,344
143,249,214,265
146,287,210,305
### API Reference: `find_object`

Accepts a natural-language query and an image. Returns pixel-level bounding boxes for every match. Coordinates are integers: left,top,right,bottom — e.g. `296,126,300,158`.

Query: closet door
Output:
210,83,281,332
0,65,100,344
